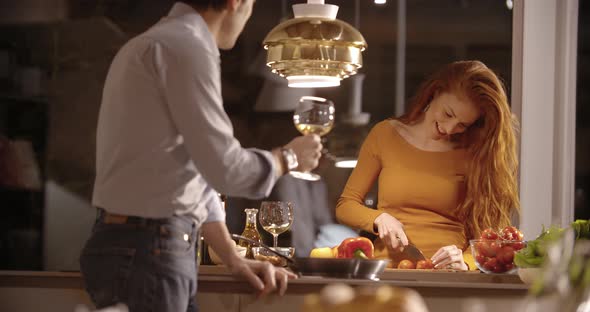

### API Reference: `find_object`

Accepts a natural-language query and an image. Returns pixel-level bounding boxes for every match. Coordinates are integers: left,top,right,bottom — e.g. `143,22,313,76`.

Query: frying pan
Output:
232,234,390,280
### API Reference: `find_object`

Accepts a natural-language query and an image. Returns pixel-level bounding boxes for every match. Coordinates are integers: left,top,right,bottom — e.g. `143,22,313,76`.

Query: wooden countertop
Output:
197,265,527,296
1,266,527,298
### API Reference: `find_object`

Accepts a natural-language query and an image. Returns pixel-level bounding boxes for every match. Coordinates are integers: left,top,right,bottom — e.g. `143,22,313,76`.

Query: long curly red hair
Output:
397,60,520,239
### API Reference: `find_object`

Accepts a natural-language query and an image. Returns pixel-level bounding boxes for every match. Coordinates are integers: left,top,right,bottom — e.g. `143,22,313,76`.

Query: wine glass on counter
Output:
258,201,294,248
292,96,335,181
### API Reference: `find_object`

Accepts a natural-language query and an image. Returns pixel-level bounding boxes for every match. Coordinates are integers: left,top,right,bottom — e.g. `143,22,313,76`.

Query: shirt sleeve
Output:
203,193,226,224
335,123,385,233
148,40,278,199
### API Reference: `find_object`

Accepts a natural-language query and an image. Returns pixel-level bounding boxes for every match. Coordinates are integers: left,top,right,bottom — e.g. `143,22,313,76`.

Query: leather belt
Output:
103,212,130,224
98,208,151,225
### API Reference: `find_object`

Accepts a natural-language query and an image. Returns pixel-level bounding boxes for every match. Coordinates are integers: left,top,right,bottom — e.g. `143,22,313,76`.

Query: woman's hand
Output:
373,213,408,250
431,245,468,271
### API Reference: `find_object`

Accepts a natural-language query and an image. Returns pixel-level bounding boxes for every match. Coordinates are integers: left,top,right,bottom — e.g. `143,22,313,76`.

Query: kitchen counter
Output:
0,265,527,292
197,265,527,295
0,266,529,312
198,265,528,311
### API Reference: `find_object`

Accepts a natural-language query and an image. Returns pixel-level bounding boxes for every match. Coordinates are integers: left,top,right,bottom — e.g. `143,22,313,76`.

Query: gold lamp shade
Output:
263,2,367,88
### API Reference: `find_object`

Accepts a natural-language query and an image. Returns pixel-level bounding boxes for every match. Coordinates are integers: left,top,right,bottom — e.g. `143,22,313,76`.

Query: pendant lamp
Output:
263,0,367,88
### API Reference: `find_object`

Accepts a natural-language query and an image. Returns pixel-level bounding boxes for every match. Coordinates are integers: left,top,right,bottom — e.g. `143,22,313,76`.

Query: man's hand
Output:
202,222,298,297
226,257,298,297
284,134,322,172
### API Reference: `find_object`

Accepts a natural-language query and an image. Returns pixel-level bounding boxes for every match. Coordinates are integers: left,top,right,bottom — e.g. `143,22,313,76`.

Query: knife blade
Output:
389,242,427,268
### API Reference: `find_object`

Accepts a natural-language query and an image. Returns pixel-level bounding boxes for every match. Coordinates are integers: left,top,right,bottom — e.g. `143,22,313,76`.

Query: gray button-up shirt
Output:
92,2,278,226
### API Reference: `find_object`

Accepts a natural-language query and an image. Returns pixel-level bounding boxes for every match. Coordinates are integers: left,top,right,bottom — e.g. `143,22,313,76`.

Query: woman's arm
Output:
335,125,384,233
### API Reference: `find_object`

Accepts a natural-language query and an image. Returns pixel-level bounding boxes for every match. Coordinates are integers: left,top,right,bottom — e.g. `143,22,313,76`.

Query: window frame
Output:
512,0,578,238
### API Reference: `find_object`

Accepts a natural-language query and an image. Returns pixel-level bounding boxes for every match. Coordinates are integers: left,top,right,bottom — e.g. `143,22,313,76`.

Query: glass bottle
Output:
238,208,262,259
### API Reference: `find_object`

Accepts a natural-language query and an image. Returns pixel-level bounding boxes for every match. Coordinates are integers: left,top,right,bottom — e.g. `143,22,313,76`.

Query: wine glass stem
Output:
273,234,278,247
321,136,328,154
320,136,333,159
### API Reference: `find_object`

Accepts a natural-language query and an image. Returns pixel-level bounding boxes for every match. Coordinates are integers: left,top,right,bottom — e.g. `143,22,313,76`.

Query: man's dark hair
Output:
179,0,228,10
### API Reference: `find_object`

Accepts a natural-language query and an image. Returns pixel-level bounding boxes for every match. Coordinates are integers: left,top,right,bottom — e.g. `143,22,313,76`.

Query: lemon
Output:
310,247,335,258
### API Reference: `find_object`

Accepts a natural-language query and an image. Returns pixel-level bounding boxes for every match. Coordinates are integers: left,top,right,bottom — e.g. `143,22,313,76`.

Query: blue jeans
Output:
80,210,199,312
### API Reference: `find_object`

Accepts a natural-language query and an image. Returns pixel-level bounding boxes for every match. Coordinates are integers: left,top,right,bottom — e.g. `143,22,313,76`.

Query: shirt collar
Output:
166,2,220,56
168,2,198,19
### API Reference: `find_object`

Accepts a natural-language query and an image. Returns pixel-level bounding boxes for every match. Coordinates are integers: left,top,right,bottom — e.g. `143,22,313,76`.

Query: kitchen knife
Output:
389,241,427,268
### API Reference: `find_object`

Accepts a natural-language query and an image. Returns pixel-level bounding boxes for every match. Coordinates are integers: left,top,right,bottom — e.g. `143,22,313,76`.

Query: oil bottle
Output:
238,208,262,259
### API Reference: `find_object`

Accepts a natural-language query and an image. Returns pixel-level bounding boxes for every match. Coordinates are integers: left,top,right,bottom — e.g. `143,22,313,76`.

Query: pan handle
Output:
230,234,301,274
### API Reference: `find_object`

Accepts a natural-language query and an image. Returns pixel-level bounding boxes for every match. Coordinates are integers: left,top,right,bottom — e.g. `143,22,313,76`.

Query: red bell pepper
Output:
337,237,374,259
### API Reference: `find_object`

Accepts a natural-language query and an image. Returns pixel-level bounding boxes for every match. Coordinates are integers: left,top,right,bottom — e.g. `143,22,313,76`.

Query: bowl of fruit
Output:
470,226,525,274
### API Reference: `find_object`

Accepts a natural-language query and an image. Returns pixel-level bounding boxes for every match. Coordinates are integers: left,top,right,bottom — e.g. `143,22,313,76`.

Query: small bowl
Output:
208,243,247,265
252,247,295,267
469,239,526,274
518,267,543,285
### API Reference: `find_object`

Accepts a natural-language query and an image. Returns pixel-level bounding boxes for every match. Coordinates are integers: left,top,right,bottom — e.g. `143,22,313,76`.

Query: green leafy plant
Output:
514,225,565,268
570,219,590,240
514,220,590,268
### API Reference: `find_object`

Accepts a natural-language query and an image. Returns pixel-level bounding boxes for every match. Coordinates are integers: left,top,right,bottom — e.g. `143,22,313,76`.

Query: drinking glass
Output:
292,96,335,181
258,201,294,248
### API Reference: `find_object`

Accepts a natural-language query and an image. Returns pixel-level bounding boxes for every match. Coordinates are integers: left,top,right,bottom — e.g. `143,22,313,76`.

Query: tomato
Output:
416,259,434,269
510,241,525,251
398,259,416,269
480,228,499,240
504,263,515,271
500,231,515,241
500,226,524,241
483,258,498,271
474,241,485,253
474,229,521,273
490,242,503,255
476,241,497,258
492,263,506,273
496,246,515,264
475,253,487,265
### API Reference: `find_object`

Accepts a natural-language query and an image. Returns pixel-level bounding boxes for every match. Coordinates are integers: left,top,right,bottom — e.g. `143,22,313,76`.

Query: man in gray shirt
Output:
80,1,322,311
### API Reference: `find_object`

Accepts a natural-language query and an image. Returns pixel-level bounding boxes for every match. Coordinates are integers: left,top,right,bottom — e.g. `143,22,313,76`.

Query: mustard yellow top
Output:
336,120,476,270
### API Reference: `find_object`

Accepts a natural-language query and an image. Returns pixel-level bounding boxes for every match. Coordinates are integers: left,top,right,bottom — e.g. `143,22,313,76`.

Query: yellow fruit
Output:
310,247,335,258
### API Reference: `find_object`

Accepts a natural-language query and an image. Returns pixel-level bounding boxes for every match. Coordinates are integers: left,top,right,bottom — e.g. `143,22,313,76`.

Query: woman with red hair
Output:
336,60,520,270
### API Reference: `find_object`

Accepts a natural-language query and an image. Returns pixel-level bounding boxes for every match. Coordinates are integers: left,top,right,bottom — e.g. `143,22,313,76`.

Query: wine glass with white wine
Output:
258,201,294,248
292,96,335,181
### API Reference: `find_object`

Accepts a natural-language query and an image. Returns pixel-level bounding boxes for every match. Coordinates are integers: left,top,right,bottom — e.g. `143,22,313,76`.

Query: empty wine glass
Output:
292,96,335,181
258,201,294,248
